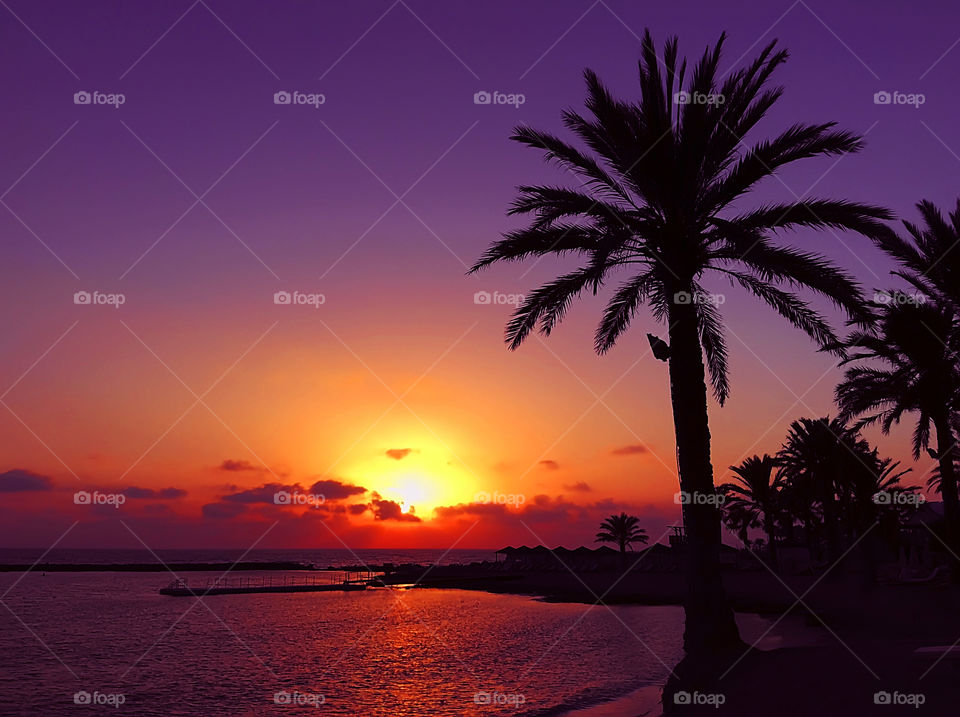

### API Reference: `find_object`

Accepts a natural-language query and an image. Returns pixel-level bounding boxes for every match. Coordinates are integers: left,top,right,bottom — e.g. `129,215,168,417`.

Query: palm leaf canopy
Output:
835,297,960,458
595,512,649,546
470,30,892,405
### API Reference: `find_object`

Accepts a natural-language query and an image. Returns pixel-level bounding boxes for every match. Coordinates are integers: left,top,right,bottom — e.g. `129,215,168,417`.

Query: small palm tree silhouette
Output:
471,30,891,653
595,512,649,553
720,455,782,566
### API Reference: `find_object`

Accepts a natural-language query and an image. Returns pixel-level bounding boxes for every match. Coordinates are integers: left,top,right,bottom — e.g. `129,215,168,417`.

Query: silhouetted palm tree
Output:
722,501,759,550
864,199,960,563
836,298,960,562
719,455,782,566
873,199,960,317
469,30,890,655
777,417,866,561
842,449,913,537
595,513,649,553
927,455,960,499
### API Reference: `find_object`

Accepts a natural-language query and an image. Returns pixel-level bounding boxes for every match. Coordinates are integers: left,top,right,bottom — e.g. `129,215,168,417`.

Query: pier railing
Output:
163,571,379,592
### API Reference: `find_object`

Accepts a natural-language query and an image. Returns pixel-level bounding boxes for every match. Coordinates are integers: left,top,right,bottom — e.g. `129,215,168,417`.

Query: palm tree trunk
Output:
932,410,960,578
763,512,778,570
667,301,741,655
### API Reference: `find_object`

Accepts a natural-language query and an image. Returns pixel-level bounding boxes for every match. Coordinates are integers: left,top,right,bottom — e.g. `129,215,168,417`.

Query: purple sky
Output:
2,0,960,548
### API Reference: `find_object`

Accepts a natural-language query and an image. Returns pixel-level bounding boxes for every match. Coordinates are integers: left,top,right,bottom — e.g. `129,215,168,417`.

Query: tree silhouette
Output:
777,417,867,561
595,512,649,553
470,30,890,656
836,297,960,566
720,455,782,567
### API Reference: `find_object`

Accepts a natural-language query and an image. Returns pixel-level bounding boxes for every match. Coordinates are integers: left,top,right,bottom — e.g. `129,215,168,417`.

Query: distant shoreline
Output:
0,561,329,572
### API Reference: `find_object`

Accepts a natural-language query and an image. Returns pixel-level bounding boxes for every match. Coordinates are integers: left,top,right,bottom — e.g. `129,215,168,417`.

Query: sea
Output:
0,549,801,715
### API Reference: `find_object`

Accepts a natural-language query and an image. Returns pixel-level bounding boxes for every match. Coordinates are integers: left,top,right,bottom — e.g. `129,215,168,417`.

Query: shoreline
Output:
0,561,326,572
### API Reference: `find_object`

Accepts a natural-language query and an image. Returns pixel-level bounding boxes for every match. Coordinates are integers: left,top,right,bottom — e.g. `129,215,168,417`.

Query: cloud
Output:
538,460,559,470
563,481,591,492
385,448,416,461
202,501,247,519
219,459,263,472
611,444,649,456
371,499,420,522
222,483,292,504
0,469,53,492
220,479,365,505
307,479,366,501
348,503,368,515
124,486,187,500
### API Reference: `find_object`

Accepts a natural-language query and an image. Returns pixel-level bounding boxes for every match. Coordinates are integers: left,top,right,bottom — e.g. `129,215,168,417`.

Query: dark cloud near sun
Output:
220,479,365,505
222,482,292,504
371,499,420,522
307,479,366,500
538,460,559,470
563,481,591,492
0,469,53,492
385,448,416,461
611,444,649,456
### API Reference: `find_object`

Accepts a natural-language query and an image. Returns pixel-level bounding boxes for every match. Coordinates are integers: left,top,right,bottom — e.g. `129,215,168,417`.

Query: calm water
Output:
0,570,687,716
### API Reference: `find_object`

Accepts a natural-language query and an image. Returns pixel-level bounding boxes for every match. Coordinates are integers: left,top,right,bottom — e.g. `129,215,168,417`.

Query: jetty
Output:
159,571,379,597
